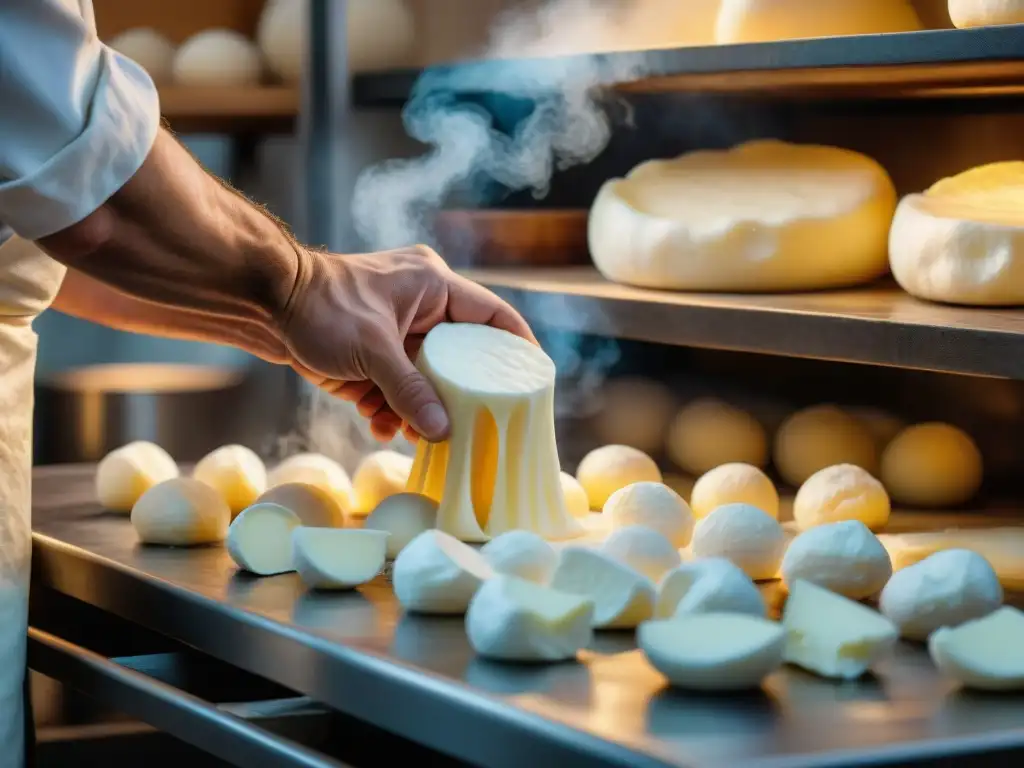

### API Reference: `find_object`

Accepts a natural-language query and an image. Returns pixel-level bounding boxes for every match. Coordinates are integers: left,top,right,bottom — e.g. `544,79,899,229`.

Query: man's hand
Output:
282,245,535,444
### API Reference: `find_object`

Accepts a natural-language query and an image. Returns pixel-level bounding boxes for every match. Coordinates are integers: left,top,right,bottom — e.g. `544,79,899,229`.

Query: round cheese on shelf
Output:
172,29,263,86
929,607,1024,691
255,482,346,528
352,450,413,517
849,407,906,452
600,525,682,583
292,528,389,590
226,503,301,576
655,559,765,619
560,472,592,517
690,503,787,580
267,453,353,511
793,464,890,532
949,0,1024,29
665,399,768,475
588,140,896,293
480,531,558,585
889,162,1024,305
715,0,921,43
774,405,879,487
95,441,179,513
639,614,785,691
193,444,267,518
392,530,495,614
108,28,176,84
551,548,656,629
576,445,662,511
879,549,1002,640
592,377,675,454
689,462,779,520
363,492,438,559
880,423,983,507
781,520,892,599
603,482,695,548
131,478,230,546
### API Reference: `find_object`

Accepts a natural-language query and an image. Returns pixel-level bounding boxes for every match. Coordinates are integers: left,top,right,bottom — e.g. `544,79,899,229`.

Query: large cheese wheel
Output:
715,0,921,43
588,140,896,292
949,0,1024,28
890,162,1024,306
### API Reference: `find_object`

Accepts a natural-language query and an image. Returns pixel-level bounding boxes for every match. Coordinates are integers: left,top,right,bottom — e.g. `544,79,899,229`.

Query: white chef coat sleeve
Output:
0,0,161,240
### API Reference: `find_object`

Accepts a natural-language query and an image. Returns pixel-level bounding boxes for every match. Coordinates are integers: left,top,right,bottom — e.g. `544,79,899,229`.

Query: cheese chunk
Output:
666,399,768,475
689,462,779,520
603,482,695,548
775,405,879,487
890,162,1024,306
392,529,495,614
782,580,898,680
255,482,346,528
601,525,681,583
781,520,892,599
691,503,786,580
407,324,582,542
96,441,179,513
364,492,438,559
292,528,389,590
560,472,591,517
880,423,983,507
588,140,896,293
656,559,765,619
576,445,662,510
480,531,558,584
639,614,785,691
551,548,655,629
193,444,267,518
879,549,1002,640
352,450,413,517
268,453,353,512
929,607,1024,691
793,464,890,532
593,377,675,454
715,0,921,43
226,503,301,576
465,576,594,662
949,0,1024,29
878,528,1024,589
131,477,230,546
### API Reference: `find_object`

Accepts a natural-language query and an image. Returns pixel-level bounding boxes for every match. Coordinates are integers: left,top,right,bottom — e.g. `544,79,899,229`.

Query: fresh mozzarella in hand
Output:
655,559,765,618
392,530,494,614
226,503,301,575
551,547,655,629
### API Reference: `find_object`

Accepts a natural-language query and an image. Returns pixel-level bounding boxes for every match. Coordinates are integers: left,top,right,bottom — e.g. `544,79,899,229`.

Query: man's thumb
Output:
365,336,449,442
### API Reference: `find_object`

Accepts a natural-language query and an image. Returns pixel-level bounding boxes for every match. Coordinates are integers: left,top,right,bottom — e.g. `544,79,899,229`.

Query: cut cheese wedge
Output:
929,607,1024,691
256,482,346,528
466,575,594,662
226,503,301,576
480,530,558,584
588,140,896,293
407,323,582,543
291,528,389,590
550,547,655,629
782,580,898,680
949,0,1024,29
364,492,438,559
890,162,1024,306
877,528,1024,590
392,529,495,614
656,559,765,619
639,614,785,691
715,0,921,43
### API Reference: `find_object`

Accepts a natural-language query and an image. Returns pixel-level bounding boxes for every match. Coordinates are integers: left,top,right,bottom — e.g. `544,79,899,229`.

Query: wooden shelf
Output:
462,266,1024,380
158,86,298,134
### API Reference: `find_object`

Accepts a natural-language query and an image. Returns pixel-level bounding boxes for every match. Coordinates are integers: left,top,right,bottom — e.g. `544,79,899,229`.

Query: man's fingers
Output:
363,333,450,442
445,275,538,344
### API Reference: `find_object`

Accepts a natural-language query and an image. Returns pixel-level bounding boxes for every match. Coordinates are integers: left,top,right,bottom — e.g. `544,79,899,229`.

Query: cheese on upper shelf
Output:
949,0,1024,29
407,323,582,543
589,140,896,293
890,162,1024,306
715,0,921,44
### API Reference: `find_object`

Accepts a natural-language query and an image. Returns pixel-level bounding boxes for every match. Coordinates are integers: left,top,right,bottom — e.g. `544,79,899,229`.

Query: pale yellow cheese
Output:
192,444,267,519
267,453,353,512
407,323,582,543
715,0,921,43
576,445,662,511
880,423,983,507
352,450,413,517
255,482,346,528
949,0,1024,29
592,377,675,454
774,405,879,487
95,441,179,513
665,399,768,475
131,477,230,546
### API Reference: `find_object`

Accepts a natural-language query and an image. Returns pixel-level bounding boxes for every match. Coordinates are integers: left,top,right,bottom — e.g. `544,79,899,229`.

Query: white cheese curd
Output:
291,528,389,590
929,607,1024,691
392,530,495,614
690,503,786,580
792,463,890,532
550,547,656,629
96,441,179,513
600,525,682,583
781,520,892,599
480,530,559,585
226,502,301,576
603,481,695,548
655,559,765,619
131,478,230,546
576,444,663,511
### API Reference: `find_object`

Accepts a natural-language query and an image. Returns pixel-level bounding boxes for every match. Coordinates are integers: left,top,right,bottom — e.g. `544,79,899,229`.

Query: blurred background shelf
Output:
158,86,299,134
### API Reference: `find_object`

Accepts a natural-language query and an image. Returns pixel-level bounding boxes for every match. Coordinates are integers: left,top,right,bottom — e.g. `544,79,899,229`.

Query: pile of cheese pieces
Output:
95,440,415,590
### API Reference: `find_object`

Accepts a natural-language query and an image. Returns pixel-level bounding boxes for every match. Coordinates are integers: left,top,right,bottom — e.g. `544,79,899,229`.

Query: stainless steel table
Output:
29,465,1024,767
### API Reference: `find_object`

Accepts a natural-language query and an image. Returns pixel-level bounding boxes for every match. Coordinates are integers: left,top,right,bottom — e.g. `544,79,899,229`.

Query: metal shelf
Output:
463,267,1024,380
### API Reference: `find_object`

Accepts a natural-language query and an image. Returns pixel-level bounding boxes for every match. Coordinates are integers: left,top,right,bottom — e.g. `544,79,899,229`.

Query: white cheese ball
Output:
576,445,662,510
267,453,353,512
793,464,890,532
781,520,892,599
880,549,1003,640
480,531,558,584
592,377,675,454
193,444,267,518
560,471,591,517
131,477,230,546
392,530,495,614
689,462,779,520
364,492,438,559
108,28,176,84
774,405,879,487
172,29,263,87
95,441,179,513
655,558,765,618
352,450,413,516
666,398,768,475
690,503,787,581
603,482,695,548
601,525,682,583
880,423,983,508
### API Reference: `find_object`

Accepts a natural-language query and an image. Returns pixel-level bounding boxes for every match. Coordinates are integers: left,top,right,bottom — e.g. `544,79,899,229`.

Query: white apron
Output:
0,234,66,768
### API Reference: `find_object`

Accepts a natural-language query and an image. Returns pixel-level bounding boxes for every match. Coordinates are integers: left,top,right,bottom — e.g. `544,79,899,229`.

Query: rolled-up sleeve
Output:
0,0,160,240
